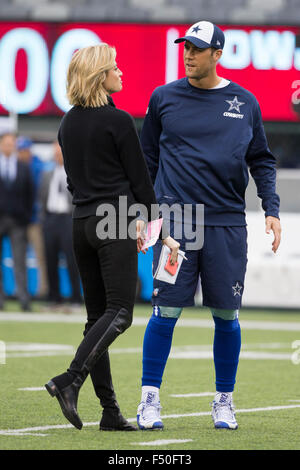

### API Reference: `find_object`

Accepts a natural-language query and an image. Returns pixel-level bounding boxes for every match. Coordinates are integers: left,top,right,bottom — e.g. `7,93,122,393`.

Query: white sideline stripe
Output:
7,350,293,361
1,313,300,331
134,439,193,446
170,393,215,398
18,387,45,391
4,342,294,360
21,389,214,397
6,342,291,353
170,351,292,360
1,404,300,437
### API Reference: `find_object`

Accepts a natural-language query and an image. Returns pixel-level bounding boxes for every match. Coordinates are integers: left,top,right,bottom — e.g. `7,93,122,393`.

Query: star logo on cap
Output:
226,96,245,113
191,25,202,34
232,282,243,297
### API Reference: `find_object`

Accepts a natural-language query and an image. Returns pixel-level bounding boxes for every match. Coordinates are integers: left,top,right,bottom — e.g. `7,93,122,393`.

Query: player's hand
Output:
265,216,281,253
162,236,180,264
136,220,148,254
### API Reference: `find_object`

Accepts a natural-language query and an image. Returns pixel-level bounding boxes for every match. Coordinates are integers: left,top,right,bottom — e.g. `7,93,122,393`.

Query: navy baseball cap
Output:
174,21,225,50
17,136,32,150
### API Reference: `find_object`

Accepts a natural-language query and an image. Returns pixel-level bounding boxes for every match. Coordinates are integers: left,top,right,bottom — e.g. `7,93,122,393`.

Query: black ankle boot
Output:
89,351,137,431
100,407,137,431
46,308,132,431
45,378,83,430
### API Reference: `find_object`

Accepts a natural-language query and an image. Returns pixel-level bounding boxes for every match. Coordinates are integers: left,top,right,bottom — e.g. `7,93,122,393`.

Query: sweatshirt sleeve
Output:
114,113,161,223
140,90,162,185
246,100,280,219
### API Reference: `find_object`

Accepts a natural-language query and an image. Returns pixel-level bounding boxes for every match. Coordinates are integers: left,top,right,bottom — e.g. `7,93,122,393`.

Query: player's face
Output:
103,63,123,94
183,41,218,80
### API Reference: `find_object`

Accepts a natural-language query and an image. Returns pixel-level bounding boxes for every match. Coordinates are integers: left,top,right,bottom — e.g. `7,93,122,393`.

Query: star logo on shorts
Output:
226,96,245,113
232,282,243,296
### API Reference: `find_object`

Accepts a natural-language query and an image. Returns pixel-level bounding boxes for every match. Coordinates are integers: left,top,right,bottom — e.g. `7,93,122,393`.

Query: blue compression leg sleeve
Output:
212,315,241,393
142,313,178,388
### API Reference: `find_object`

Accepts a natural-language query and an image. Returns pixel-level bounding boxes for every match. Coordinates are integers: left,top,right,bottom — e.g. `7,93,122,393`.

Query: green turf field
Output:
0,302,300,450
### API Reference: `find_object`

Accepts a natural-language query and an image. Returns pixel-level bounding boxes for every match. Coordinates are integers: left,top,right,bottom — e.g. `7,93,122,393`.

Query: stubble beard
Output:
187,65,211,81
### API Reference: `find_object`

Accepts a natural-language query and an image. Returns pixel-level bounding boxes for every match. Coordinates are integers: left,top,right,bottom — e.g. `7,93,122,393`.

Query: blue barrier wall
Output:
1,236,153,301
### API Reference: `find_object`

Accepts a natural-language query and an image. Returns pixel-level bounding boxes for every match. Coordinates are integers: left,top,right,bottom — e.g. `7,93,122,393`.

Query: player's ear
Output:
214,49,223,63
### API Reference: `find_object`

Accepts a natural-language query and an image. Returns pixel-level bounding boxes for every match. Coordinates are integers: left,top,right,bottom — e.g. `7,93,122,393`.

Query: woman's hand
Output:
136,220,148,254
162,236,180,264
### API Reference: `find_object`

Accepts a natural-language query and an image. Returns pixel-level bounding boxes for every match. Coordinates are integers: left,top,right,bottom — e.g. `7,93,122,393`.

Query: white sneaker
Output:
137,392,164,430
211,392,238,430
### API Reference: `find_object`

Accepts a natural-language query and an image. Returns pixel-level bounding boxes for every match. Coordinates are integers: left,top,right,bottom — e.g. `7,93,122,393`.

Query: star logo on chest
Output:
232,282,243,297
225,96,245,113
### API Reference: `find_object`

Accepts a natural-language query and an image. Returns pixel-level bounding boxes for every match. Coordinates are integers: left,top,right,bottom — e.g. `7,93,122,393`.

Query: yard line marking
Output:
4,342,76,359
0,422,99,436
169,351,292,360
2,433,48,437
170,393,215,398
242,342,292,350
134,439,193,446
7,352,75,358
18,387,45,391
6,343,74,352
1,405,300,436
1,313,300,331
0,313,86,323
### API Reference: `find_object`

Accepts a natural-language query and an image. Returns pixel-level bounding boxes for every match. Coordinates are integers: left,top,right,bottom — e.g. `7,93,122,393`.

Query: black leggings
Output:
67,216,137,377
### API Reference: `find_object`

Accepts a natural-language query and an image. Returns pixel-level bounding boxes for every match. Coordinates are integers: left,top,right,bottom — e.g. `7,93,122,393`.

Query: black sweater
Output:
58,98,159,222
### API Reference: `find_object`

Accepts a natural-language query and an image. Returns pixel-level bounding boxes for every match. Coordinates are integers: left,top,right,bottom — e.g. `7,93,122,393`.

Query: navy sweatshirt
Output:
141,77,280,226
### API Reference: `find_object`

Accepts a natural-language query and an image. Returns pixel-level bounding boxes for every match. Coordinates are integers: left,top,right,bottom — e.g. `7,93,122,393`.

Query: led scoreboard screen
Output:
0,22,299,121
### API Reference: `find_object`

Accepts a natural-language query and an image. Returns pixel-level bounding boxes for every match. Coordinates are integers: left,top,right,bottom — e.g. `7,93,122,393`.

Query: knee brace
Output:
210,308,239,321
153,305,183,319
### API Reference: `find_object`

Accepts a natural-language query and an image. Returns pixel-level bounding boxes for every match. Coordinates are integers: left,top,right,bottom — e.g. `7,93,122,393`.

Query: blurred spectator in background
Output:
0,132,34,311
17,136,49,299
39,140,82,311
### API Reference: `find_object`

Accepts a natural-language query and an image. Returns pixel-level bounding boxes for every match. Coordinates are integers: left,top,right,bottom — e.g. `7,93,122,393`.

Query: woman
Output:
45,44,179,431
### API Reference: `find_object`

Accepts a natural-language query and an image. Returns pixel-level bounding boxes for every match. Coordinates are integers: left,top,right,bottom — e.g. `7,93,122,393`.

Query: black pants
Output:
43,213,82,303
64,216,137,401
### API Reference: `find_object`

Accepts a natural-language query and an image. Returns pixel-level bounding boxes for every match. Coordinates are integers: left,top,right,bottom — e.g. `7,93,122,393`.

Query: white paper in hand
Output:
154,245,186,284
141,218,163,250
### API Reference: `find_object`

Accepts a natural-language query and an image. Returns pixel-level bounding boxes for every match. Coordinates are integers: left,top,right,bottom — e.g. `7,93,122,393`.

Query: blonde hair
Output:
66,44,116,108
